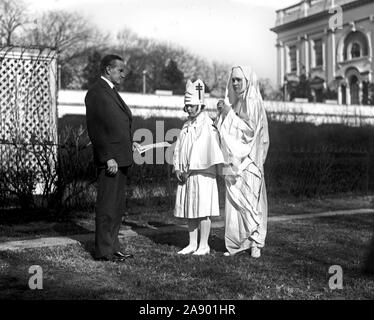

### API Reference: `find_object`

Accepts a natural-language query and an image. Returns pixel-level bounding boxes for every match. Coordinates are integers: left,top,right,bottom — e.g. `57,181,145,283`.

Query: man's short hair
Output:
100,55,123,74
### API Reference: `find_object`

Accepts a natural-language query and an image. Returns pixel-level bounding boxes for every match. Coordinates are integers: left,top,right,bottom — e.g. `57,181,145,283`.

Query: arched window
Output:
343,31,369,60
351,43,361,58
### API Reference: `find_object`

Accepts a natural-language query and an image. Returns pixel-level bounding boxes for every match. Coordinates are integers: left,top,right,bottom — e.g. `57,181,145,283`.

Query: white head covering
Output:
223,65,269,167
184,79,205,105
225,66,262,105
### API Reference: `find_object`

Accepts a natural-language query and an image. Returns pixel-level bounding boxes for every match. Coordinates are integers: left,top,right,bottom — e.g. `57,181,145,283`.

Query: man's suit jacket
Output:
85,78,133,167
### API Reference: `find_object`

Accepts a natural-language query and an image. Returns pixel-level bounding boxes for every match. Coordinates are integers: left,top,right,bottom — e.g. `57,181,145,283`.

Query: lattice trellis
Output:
0,46,58,187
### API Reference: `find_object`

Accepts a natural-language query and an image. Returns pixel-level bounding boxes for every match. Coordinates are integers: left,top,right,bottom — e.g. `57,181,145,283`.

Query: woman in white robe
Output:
174,79,225,256
216,66,269,258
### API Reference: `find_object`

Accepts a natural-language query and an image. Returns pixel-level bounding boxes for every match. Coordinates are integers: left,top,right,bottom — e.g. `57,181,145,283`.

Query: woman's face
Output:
231,67,246,95
185,104,200,119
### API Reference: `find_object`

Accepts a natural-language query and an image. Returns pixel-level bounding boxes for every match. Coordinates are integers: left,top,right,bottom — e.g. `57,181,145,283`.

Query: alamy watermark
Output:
329,5,343,31
133,120,261,178
328,265,343,290
28,265,43,290
133,121,179,165
132,120,246,178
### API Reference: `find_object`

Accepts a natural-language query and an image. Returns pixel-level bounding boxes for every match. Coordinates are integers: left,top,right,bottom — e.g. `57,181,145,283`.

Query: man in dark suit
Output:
85,54,136,262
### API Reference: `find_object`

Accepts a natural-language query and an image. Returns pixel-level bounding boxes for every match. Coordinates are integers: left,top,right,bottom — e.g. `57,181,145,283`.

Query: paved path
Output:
1,208,373,252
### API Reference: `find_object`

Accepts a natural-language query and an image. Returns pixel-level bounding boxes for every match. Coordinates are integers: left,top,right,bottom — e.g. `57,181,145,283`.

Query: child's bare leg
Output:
178,219,198,254
193,217,211,255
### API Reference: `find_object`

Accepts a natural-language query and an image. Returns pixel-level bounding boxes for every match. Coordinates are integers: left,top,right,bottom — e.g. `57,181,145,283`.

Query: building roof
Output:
271,0,373,33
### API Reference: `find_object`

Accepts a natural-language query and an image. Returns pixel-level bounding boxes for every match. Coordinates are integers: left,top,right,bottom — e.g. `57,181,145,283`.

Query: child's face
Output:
185,104,200,119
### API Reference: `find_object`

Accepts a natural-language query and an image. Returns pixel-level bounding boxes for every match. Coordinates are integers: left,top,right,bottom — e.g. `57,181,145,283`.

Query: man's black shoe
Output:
114,251,134,259
95,256,112,262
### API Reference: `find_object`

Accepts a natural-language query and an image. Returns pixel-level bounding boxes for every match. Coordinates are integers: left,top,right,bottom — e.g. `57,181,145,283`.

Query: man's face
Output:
231,67,246,95
107,59,126,86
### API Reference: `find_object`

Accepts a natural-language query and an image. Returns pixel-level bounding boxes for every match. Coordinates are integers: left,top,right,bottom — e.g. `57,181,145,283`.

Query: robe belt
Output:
188,170,216,178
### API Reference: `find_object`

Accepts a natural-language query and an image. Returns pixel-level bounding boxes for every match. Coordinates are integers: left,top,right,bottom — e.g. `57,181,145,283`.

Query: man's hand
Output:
182,172,189,183
176,170,189,184
106,159,118,175
176,170,183,183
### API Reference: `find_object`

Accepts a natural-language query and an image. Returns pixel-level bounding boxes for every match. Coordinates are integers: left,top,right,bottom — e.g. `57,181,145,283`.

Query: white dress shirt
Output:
101,76,114,89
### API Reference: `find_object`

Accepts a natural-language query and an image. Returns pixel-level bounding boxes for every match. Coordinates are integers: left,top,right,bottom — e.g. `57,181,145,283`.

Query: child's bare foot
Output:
193,246,210,256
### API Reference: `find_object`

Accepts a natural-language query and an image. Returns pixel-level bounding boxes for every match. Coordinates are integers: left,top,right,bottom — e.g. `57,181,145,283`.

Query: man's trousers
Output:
95,166,128,259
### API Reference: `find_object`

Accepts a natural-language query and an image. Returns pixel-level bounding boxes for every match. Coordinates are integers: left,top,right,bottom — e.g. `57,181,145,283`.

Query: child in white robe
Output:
173,79,225,256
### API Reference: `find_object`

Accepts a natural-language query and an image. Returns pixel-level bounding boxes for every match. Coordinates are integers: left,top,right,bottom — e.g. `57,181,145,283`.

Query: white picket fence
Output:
58,90,374,126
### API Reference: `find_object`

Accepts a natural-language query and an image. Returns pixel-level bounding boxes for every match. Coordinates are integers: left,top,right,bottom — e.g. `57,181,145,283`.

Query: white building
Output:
271,0,374,105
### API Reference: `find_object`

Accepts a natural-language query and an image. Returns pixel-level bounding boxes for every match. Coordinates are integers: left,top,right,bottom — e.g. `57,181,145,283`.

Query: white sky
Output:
26,0,299,84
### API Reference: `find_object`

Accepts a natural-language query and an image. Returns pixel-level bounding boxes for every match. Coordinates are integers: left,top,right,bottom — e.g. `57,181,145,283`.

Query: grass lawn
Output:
1,193,373,242
0,213,373,300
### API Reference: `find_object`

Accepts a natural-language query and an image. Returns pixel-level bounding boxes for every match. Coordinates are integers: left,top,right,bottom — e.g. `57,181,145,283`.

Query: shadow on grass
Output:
0,208,96,259
0,208,55,225
127,222,227,253
0,208,94,235
0,249,110,299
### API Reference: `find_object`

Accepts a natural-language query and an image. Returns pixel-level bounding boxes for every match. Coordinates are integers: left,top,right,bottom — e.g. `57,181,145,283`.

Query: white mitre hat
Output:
184,79,205,105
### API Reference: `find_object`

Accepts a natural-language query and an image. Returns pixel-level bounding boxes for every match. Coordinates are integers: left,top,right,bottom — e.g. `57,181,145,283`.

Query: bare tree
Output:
116,27,230,96
208,61,230,97
0,0,28,45
24,10,108,63
117,27,153,53
21,9,109,89
259,78,283,101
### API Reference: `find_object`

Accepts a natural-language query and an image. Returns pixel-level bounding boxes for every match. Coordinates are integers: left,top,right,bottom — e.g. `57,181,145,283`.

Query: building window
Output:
289,45,297,73
343,31,369,60
351,42,361,58
313,39,323,67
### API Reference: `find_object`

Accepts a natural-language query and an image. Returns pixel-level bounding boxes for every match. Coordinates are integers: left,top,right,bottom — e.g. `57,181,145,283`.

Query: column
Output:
325,28,336,83
330,31,336,78
346,85,351,105
303,35,309,75
338,84,342,104
359,82,363,105
276,41,284,89
276,10,284,26
302,0,309,17
298,35,307,75
296,43,300,76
